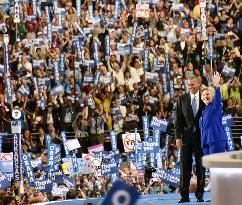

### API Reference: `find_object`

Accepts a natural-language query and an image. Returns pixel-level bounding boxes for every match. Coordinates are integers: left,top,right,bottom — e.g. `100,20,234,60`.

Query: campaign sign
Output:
12,133,22,181
117,43,131,55
50,85,64,95
22,153,36,186
60,131,70,157
200,0,207,39
61,175,74,188
100,180,140,205
61,161,74,176
18,85,30,97
150,117,168,131
101,161,117,176
110,130,117,151
153,129,161,146
0,173,13,190
156,150,163,169
222,65,235,77
145,72,159,83
47,143,56,173
0,160,13,173
34,179,53,192
88,144,104,154
33,59,45,68
142,116,151,141
46,170,63,183
222,114,234,127
11,120,21,134
222,114,235,151
224,126,235,151
77,158,93,174
152,168,180,188
31,158,42,169
142,141,160,153
122,133,141,152
136,4,149,18
51,186,69,196
66,139,81,151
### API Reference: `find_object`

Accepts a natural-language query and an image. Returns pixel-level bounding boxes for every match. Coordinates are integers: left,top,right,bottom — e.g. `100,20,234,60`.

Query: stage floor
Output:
136,193,211,205
34,192,211,205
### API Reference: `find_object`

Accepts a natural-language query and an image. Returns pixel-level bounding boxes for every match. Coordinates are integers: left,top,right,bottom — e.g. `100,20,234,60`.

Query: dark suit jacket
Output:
43,106,60,131
174,92,205,144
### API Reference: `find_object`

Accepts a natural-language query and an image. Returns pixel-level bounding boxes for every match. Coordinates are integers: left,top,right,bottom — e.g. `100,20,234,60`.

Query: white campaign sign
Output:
122,133,141,152
66,139,81,151
136,4,150,18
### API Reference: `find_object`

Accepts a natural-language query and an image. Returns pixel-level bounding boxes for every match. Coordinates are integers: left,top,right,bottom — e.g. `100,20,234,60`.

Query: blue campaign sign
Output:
101,161,117,176
0,160,13,173
62,175,75,188
110,130,118,151
153,129,160,147
93,151,108,160
34,179,53,192
142,116,151,141
22,153,36,186
0,173,13,190
47,170,63,182
222,115,235,151
222,114,234,127
172,163,180,176
100,180,140,205
60,131,70,157
152,168,180,188
12,133,22,182
224,126,235,151
52,186,69,197
150,117,168,132
142,141,160,153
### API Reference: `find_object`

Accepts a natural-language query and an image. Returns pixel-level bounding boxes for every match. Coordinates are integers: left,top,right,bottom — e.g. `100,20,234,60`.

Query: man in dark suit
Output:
174,76,205,203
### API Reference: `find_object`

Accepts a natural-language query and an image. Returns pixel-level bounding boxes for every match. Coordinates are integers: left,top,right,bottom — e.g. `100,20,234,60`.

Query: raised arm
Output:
212,71,222,107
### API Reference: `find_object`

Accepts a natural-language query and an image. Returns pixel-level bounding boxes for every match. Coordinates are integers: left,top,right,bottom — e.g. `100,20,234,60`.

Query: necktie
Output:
192,95,197,116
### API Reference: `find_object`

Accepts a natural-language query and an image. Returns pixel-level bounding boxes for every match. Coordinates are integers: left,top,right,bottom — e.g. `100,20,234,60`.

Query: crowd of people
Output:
0,0,241,204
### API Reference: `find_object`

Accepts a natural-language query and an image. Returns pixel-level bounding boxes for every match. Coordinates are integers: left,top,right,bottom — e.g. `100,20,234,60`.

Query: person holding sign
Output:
174,76,205,203
199,72,227,155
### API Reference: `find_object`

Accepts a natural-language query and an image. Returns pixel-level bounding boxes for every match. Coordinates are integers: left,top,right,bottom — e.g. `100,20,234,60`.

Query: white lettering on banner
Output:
14,0,20,23
150,117,168,129
52,187,69,196
112,190,131,205
225,126,234,151
222,114,232,125
34,179,52,190
76,0,81,18
13,134,21,181
162,73,167,93
200,0,207,39
143,117,149,136
110,131,117,151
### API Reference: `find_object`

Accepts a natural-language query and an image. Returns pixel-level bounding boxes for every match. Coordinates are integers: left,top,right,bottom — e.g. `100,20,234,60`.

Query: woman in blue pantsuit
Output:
199,72,227,155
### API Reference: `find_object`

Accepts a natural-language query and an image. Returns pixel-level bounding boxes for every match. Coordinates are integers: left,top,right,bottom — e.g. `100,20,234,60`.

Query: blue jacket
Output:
199,88,227,147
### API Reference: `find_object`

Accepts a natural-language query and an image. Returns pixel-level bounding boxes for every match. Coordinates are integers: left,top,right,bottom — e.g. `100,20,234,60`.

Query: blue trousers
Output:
202,141,227,156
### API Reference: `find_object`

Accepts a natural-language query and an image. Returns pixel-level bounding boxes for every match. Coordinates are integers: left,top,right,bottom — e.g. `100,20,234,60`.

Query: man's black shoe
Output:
197,198,204,202
178,198,190,203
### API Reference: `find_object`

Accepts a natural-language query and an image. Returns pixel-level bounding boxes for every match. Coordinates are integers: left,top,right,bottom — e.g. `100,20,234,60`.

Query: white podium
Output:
203,151,242,205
